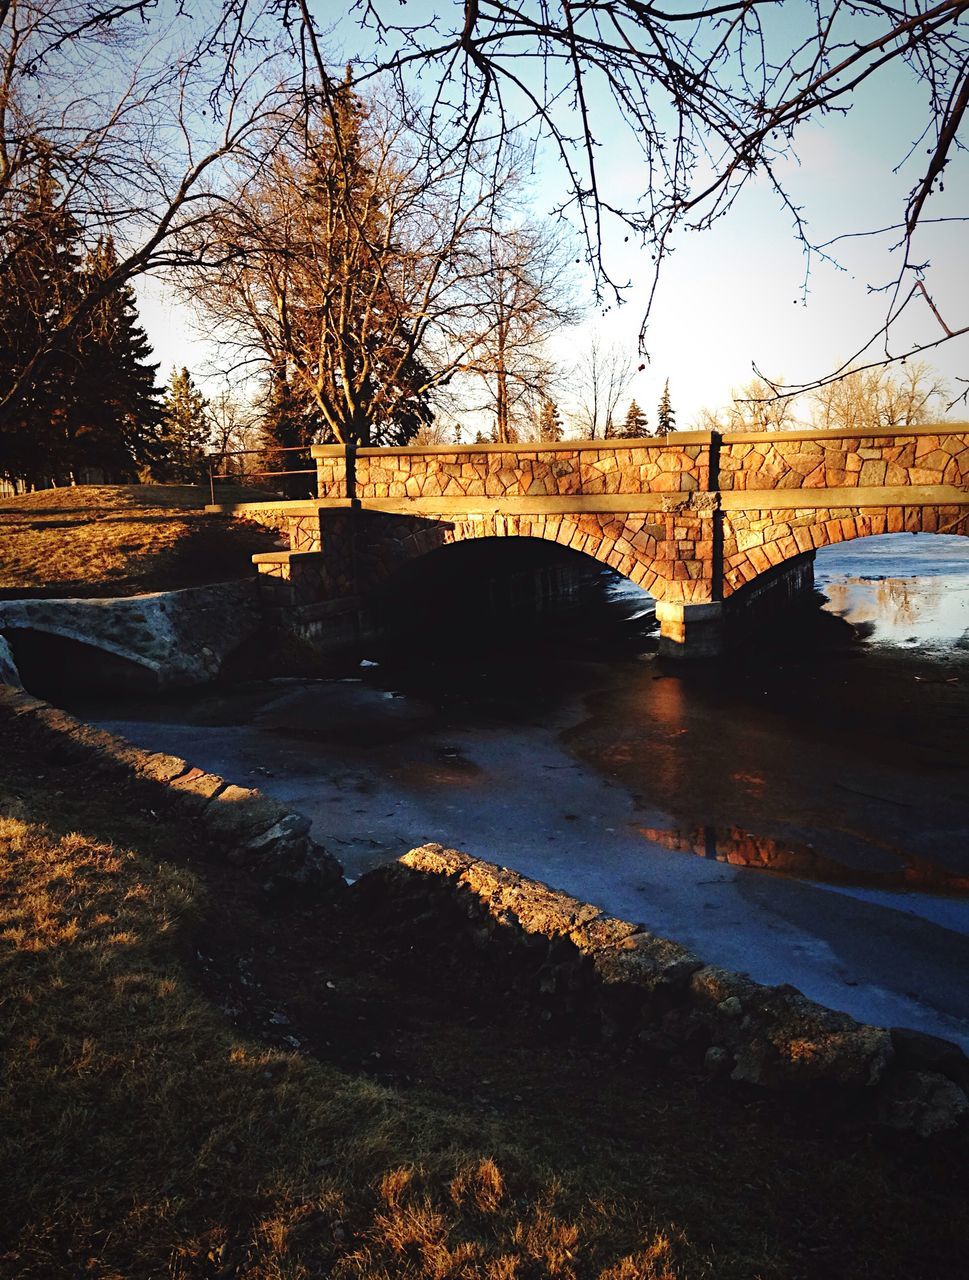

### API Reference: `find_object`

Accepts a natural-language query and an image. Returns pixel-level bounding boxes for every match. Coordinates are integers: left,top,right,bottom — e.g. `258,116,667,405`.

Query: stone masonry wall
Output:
0,579,264,689
0,685,344,893
254,507,722,605
355,844,969,1135
723,501,969,596
248,428,969,621
718,429,969,491
316,438,713,500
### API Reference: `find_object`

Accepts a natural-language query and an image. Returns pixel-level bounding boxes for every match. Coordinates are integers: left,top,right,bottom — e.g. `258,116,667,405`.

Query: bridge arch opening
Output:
2,627,161,699
370,535,656,660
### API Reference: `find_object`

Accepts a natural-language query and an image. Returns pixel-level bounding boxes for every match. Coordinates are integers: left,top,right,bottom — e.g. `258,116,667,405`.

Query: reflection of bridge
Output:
213,424,969,657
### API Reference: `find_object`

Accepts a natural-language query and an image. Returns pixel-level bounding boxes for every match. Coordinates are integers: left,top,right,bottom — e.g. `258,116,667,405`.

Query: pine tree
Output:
259,367,318,496
656,379,676,436
159,368,210,483
616,398,649,438
537,395,564,442
67,236,163,480
0,161,84,487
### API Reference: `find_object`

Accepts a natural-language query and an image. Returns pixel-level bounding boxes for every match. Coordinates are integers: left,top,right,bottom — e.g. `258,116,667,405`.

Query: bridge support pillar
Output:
655,600,724,660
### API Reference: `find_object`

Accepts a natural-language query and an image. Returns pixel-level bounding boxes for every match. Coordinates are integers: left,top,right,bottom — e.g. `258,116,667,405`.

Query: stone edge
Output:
0,683,343,893
382,843,969,1135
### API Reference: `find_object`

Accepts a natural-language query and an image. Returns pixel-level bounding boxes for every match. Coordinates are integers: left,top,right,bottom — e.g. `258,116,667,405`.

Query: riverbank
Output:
86,602,969,1050
2,693,969,1279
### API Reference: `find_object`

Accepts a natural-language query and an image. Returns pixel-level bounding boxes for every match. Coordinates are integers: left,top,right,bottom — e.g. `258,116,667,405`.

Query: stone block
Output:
204,784,288,841
401,843,475,879
917,449,952,471
243,812,315,854
169,767,226,810
136,752,190,784
878,1071,969,1137
592,931,703,997
914,435,941,457
747,545,772,574
569,916,642,952
725,985,894,1090
890,1027,969,1089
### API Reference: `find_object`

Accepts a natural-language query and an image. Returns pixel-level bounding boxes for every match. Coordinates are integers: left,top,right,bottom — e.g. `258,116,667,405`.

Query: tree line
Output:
0,163,235,491
1,3,962,490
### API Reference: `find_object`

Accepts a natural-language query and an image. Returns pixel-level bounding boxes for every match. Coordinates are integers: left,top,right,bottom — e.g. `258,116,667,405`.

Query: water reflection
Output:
816,533,969,651
639,823,969,896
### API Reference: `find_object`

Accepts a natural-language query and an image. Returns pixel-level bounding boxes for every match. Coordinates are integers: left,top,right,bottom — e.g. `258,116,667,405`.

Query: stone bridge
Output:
215,424,969,657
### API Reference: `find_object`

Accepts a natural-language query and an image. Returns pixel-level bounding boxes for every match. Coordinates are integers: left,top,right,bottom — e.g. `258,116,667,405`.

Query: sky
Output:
135,3,969,431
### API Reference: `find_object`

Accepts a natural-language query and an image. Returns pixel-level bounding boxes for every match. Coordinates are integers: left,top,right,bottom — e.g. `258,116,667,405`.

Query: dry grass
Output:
0,484,283,598
0,804,690,1279
1,705,968,1278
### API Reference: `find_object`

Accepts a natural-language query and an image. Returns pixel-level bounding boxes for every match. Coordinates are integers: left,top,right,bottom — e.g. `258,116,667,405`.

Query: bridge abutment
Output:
656,600,725,658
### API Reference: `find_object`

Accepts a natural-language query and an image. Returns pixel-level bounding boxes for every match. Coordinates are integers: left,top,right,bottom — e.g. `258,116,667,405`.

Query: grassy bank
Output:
0,485,282,598
1,703,968,1279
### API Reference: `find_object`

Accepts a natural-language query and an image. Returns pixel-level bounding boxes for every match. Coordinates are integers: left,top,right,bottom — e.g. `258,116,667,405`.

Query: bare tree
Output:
0,2,293,432
696,377,802,432
328,1,969,389
460,221,579,443
185,76,582,447
570,334,637,439
207,389,259,458
809,361,949,430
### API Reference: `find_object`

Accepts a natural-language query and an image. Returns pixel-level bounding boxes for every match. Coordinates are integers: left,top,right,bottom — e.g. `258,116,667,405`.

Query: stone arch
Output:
723,503,969,597
0,619,162,674
352,508,675,600
2,626,162,697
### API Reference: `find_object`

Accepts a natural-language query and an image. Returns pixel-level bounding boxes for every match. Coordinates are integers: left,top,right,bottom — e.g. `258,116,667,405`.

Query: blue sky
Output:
137,2,968,428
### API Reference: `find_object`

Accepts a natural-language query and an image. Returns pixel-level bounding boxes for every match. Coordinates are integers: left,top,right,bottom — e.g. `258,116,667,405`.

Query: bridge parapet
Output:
314,434,714,502
719,424,969,492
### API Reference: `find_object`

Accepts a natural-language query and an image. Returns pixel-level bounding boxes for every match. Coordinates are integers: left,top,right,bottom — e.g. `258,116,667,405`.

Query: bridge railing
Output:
207,446,318,504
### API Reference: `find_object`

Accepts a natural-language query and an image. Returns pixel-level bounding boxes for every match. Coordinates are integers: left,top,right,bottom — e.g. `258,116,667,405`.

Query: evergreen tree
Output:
656,379,676,436
0,161,84,487
67,236,163,480
537,395,564,442
159,368,210,483
615,398,649,438
259,366,318,496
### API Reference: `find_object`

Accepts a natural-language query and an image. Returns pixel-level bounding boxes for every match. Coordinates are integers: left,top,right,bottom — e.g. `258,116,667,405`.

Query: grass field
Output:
0,484,283,598
2,702,968,1279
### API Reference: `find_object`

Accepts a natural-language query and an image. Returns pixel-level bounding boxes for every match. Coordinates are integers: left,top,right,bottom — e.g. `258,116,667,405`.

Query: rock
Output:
591,931,703,1001
260,838,343,891
168,767,226,810
688,965,762,1011
480,871,600,939
135,751,190,784
569,915,641,952
879,1071,969,1137
204,784,288,841
401,844,473,879
890,1027,969,1090
729,986,893,1090
242,813,313,853
704,1046,732,1076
